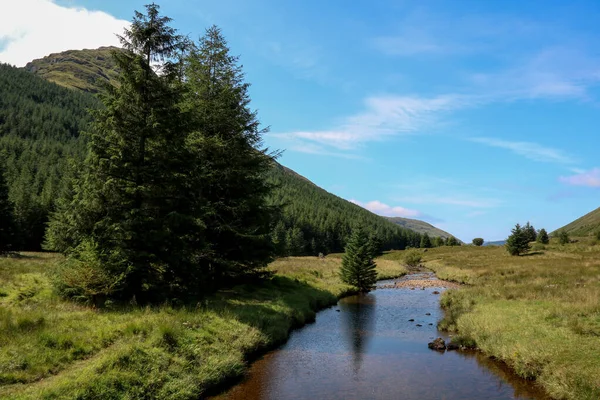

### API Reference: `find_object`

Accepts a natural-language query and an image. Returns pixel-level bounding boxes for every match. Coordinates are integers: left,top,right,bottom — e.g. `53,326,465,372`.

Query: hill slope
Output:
385,216,453,239
24,47,120,93
11,46,453,254
554,206,600,237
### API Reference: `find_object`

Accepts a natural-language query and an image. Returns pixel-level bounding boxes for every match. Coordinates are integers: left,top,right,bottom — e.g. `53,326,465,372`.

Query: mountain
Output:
484,240,506,246
554,206,600,237
4,46,456,253
385,217,453,239
24,47,120,93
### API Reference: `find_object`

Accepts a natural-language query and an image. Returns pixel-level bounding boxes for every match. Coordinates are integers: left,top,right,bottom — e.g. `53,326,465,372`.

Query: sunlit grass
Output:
405,241,600,400
0,253,405,399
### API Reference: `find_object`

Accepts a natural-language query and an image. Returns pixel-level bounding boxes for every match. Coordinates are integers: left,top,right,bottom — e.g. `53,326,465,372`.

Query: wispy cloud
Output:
0,0,128,67
559,168,600,187
469,137,576,164
394,195,501,208
349,199,422,218
286,141,366,160
274,94,468,150
466,210,487,218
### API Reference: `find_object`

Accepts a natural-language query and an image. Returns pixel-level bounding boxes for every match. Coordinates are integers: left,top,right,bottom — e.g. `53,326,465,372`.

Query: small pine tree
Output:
524,222,537,243
506,223,530,256
447,236,459,246
472,238,484,246
558,230,570,245
420,233,432,248
536,228,549,244
340,227,378,292
367,233,382,258
434,236,445,247
0,162,16,254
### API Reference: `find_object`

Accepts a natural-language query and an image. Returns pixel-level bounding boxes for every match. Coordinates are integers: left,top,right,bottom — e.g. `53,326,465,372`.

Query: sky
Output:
2,0,600,242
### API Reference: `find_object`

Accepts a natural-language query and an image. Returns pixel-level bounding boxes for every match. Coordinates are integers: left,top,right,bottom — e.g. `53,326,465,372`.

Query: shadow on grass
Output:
522,251,545,257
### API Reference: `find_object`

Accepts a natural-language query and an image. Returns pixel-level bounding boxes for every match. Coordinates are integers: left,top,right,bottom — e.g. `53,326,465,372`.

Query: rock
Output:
416,324,422,327
428,323,433,326
432,291,440,295
408,319,415,322
425,313,431,316
428,338,446,351
446,342,460,351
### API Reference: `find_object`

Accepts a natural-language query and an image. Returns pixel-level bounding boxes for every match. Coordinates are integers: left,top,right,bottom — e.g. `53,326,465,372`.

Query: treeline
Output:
0,63,93,249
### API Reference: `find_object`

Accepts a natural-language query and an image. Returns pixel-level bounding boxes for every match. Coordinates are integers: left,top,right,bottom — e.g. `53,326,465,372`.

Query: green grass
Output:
0,254,405,399
554,205,600,237
401,241,600,400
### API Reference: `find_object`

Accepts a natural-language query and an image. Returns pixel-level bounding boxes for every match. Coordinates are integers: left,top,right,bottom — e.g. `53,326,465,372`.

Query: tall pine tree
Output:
47,4,204,301
183,26,277,284
340,227,378,292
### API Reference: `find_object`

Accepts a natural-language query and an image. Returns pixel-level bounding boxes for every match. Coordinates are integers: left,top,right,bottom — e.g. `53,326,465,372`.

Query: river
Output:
212,272,550,400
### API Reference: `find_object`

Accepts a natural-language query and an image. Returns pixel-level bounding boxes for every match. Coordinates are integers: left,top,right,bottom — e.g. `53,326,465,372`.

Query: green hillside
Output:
24,47,120,93
554,206,600,237
4,46,456,254
0,63,98,249
385,216,455,240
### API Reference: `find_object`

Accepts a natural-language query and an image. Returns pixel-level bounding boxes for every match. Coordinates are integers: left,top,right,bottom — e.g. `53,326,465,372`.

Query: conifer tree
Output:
524,222,537,243
506,223,530,256
558,230,570,245
420,233,432,248
0,162,16,254
47,4,202,301
340,227,378,292
536,228,549,244
183,26,277,283
434,236,445,247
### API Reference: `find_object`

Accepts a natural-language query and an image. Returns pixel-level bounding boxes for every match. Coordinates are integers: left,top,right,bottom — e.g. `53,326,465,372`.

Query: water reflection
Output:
211,276,550,400
340,293,376,373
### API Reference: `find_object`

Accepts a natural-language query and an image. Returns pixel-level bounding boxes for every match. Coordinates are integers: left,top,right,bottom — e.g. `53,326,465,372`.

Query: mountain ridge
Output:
554,206,600,237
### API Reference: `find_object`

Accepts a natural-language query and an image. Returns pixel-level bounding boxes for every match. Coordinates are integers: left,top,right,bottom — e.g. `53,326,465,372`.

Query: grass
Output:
392,240,600,400
0,254,406,399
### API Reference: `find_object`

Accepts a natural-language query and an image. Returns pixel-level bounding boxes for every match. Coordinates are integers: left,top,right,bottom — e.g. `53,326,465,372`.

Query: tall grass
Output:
0,254,405,399
412,241,600,400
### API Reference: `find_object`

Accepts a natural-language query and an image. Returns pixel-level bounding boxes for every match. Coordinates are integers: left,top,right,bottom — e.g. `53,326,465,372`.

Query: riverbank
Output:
399,242,600,400
0,253,406,399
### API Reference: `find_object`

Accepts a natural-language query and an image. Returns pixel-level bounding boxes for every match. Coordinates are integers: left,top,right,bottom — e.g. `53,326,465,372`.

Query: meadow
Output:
385,241,600,400
0,253,406,399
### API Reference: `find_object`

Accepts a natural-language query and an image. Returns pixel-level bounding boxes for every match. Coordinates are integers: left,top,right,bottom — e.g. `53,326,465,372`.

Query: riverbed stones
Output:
446,341,460,351
428,338,446,351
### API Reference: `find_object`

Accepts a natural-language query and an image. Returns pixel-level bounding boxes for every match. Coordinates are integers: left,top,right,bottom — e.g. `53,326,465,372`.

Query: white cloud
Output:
274,94,467,150
349,199,422,218
559,168,600,187
0,0,128,67
470,137,575,164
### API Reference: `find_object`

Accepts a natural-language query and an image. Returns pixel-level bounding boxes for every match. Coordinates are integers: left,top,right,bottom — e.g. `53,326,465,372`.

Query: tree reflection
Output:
340,292,376,373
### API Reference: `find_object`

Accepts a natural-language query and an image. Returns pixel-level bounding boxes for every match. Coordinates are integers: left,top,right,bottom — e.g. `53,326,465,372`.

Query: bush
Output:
403,249,422,268
472,238,484,246
558,230,570,245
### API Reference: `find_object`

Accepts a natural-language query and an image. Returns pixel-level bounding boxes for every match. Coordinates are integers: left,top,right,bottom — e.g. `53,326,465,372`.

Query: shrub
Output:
558,230,570,245
403,249,422,268
472,238,484,246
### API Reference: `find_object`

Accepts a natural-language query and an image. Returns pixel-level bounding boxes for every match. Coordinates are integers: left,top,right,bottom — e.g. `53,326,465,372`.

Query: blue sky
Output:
2,0,600,241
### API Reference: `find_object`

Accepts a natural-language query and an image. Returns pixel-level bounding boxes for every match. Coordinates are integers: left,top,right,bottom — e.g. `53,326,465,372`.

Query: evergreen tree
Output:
0,162,16,254
367,233,383,258
340,227,378,292
434,236,445,247
524,221,537,243
558,230,570,245
472,238,484,246
446,236,459,246
506,223,530,256
47,4,202,301
183,26,277,283
420,233,432,248
536,228,549,244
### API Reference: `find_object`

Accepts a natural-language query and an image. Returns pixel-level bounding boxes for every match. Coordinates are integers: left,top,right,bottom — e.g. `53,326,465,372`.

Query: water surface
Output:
212,273,549,400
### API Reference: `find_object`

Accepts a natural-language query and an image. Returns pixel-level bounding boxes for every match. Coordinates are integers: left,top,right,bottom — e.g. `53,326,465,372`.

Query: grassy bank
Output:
0,253,406,399
386,242,600,400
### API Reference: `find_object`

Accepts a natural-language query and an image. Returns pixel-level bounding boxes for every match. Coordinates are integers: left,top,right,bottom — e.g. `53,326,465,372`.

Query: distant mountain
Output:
554,206,600,237
385,217,456,240
24,47,120,93
484,240,506,246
